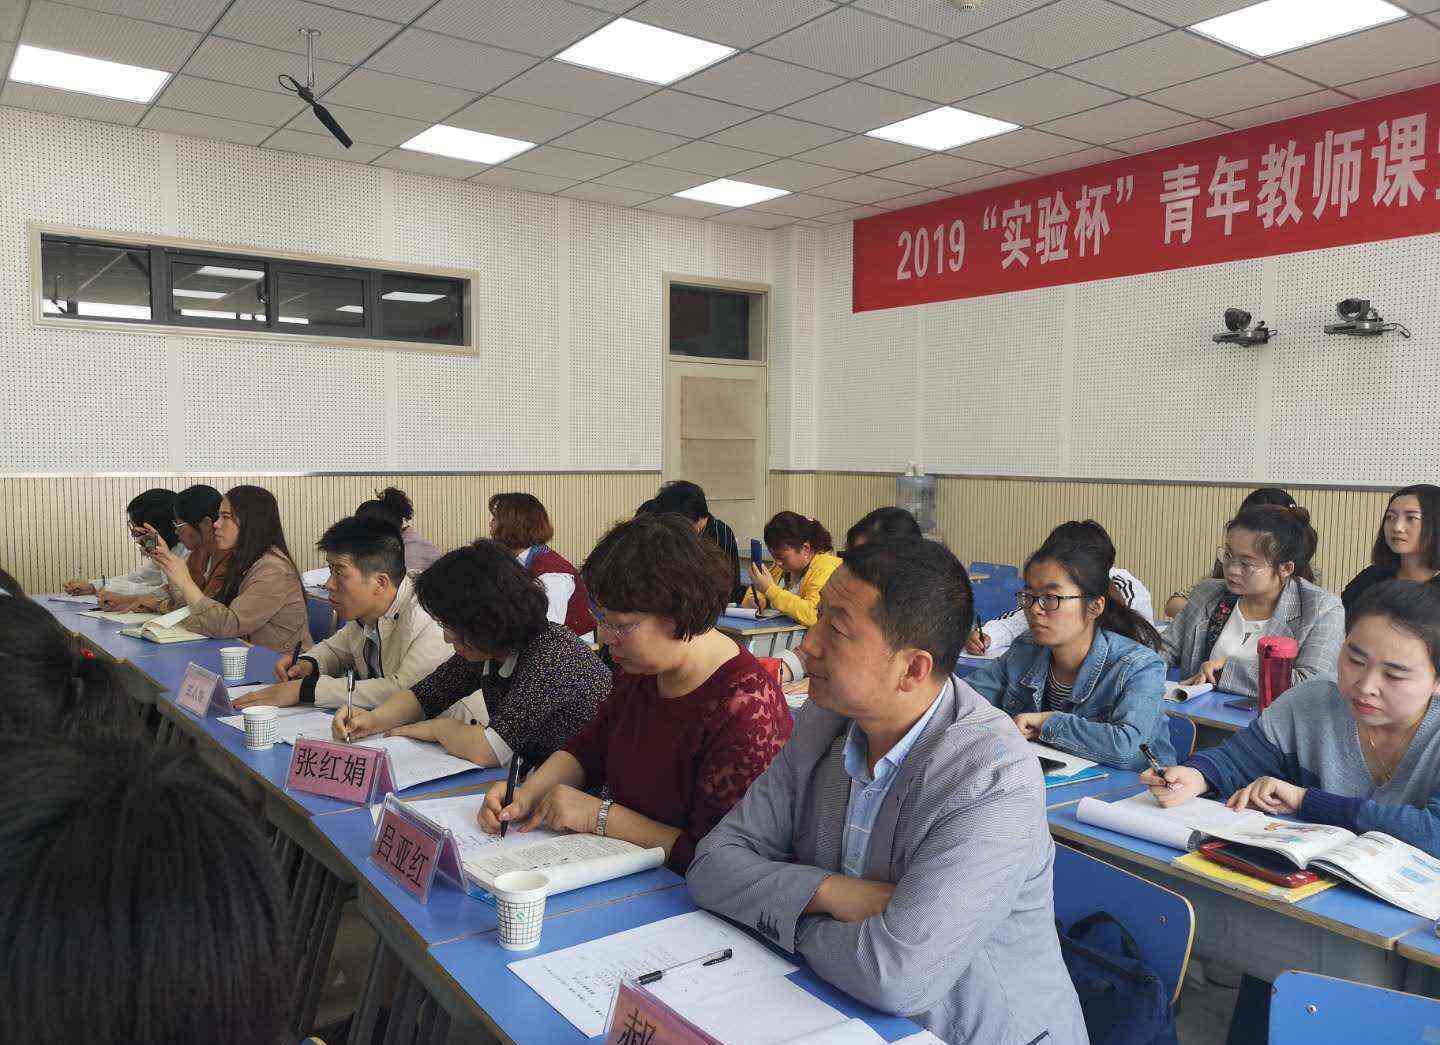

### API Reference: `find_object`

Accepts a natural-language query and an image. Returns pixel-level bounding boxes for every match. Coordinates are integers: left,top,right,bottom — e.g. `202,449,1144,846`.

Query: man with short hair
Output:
233,516,449,711
649,480,741,600
687,539,1086,1045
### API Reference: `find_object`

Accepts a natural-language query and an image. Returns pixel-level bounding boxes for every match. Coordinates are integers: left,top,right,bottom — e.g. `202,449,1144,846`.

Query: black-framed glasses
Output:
1016,591,1087,612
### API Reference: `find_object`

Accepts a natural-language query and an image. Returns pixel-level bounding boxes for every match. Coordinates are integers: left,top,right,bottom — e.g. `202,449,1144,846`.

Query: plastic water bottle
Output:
1257,636,1299,711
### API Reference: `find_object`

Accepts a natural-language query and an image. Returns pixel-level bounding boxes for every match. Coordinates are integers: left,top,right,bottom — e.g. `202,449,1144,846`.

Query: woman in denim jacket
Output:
968,520,1173,771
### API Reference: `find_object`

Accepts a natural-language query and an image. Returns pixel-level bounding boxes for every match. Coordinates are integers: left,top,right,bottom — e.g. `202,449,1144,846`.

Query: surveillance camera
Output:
1337,298,1372,321
1325,297,1411,338
1213,307,1272,346
1223,308,1252,333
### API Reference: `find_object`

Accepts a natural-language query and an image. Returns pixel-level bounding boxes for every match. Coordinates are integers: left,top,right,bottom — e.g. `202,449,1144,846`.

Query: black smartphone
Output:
750,538,765,564
1224,698,1258,712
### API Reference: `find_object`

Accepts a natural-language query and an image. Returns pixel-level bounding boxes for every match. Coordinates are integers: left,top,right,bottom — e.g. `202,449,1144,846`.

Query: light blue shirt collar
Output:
842,678,951,786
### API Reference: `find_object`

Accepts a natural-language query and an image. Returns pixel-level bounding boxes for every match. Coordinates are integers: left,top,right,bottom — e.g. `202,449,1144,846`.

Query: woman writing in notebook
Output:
1342,484,1440,623
1144,581,1440,858
742,511,842,628
967,521,1172,771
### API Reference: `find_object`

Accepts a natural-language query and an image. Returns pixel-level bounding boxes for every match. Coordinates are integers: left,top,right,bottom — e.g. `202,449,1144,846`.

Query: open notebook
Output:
1030,742,1107,788
119,607,207,644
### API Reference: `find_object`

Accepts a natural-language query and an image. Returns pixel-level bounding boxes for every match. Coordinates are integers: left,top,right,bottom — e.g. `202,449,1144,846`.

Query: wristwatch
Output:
596,798,614,837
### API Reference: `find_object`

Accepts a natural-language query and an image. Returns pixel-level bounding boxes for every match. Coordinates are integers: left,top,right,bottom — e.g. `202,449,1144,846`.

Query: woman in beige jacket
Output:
144,485,311,653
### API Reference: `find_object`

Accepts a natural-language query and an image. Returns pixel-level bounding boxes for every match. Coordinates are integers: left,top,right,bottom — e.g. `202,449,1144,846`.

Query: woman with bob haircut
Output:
487,491,594,635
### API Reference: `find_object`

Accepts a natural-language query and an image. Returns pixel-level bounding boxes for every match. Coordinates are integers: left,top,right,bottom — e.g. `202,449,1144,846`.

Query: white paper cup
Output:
242,705,278,749
219,646,249,681
492,870,549,950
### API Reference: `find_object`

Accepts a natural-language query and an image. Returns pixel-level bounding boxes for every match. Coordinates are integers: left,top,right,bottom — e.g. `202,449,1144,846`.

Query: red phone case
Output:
1196,840,1319,887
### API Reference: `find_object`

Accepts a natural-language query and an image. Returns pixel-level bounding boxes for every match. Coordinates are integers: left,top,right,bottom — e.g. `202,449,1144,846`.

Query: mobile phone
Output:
140,532,158,554
1224,698,1258,712
750,538,765,564
1196,840,1318,887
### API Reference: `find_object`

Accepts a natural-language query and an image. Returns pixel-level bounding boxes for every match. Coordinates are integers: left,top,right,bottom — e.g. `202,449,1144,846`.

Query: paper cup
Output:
242,705,278,750
492,870,549,950
219,646,249,681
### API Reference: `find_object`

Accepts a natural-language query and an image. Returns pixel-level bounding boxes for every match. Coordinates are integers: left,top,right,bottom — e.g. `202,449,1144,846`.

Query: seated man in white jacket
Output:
233,516,450,711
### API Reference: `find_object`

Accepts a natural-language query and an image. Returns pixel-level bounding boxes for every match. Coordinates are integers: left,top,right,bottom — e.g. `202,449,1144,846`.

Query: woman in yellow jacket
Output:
744,512,842,627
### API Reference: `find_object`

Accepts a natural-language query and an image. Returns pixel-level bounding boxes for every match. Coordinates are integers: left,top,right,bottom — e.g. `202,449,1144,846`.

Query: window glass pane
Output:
276,270,366,329
380,274,461,343
41,239,152,321
171,260,266,324
670,285,754,360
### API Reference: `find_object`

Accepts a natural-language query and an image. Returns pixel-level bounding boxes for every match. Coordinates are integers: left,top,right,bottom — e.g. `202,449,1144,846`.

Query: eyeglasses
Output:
1016,591,1087,612
590,604,647,641
1218,547,1269,576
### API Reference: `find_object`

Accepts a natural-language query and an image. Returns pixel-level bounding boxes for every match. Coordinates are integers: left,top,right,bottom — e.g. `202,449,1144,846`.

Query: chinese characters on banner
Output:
852,83,1440,312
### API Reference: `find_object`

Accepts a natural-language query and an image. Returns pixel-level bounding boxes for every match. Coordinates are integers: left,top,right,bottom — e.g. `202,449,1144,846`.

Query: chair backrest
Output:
1269,971,1440,1044
306,597,336,644
1053,842,1194,1005
970,561,1020,580
1165,713,1197,760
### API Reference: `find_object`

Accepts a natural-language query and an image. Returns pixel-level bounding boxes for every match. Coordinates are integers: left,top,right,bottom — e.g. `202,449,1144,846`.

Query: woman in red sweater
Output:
477,513,791,871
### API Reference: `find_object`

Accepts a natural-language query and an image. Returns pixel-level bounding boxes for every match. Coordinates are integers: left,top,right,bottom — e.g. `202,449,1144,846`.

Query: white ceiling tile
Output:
876,187,954,210
862,40,1039,103
1211,90,1351,130
212,0,401,63
1271,18,1440,86
56,0,228,32
364,30,539,95
559,182,660,206
596,162,709,192
1020,145,1125,176
141,106,272,145
504,144,629,179
370,148,492,179
449,95,592,141
289,103,428,147
626,0,836,49
470,167,578,193
648,140,775,176
712,209,791,228
796,133,928,172
961,72,1123,124
264,128,386,163
734,156,850,191
1110,119,1227,155
877,152,998,187
755,6,945,78
949,126,1093,166
417,0,610,57
751,192,850,217
0,81,146,123
607,89,759,136
21,0,200,70
1340,60,1440,100
1064,31,1248,95
157,75,305,125
1037,98,1189,145
817,173,918,204
941,169,1029,193
821,203,886,221
494,61,656,117
964,0,1168,66
321,0,431,19
705,114,848,155
1144,63,1317,119
549,120,689,160
183,38,350,95
321,69,475,121
675,54,843,110
1134,0,1272,25
638,195,731,217
780,82,933,134
854,0,1056,38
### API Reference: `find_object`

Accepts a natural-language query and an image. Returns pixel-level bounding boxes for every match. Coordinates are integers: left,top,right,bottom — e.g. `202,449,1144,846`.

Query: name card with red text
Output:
604,982,724,1045
369,795,465,903
174,662,236,718
285,737,396,804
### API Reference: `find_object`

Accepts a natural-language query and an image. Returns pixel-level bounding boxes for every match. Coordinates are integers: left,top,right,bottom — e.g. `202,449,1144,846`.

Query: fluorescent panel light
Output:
77,301,150,319
382,291,445,303
401,124,534,165
8,44,170,104
278,316,310,325
1191,0,1406,57
172,289,226,300
867,106,1018,151
675,179,790,208
336,305,365,313
554,17,735,85
180,308,259,320
195,265,264,280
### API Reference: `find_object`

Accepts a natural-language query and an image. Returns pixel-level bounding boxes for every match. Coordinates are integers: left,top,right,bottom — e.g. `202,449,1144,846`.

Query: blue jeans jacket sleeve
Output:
964,657,1010,709
1039,652,1170,771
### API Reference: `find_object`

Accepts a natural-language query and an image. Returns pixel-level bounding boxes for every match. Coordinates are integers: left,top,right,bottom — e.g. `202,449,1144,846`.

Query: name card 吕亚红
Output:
285,737,396,804
369,795,466,903
604,981,724,1045
174,662,236,718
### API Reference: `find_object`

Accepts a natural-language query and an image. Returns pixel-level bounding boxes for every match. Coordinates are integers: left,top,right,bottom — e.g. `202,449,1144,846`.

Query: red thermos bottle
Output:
1257,636,1299,711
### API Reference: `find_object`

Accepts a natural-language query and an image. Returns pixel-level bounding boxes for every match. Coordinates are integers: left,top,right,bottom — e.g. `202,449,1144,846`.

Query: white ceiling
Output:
2,0,1439,229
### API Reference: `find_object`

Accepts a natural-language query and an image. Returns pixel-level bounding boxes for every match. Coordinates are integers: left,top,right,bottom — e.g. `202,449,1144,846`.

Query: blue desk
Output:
39,598,168,662
716,613,805,657
1163,666,1257,738
1046,769,1141,808
428,887,921,1044
131,642,283,693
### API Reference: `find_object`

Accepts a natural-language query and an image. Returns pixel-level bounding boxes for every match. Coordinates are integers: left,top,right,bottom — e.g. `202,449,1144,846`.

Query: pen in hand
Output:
1140,743,1177,790
499,755,524,838
289,639,303,679
344,669,354,743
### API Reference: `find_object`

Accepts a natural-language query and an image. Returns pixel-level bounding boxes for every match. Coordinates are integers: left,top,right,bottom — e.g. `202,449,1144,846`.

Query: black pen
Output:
638,948,733,986
500,755,523,838
1140,743,1177,790
289,639,303,679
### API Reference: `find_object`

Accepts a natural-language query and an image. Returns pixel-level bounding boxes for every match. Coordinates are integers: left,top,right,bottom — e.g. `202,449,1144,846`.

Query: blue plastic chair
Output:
306,596,336,644
1053,842,1194,1005
1268,971,1440,1044
1166,713,1197,759
970,561,1020,581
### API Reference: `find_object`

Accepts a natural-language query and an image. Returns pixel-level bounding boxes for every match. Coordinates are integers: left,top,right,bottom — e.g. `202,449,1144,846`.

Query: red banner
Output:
853,82,1440,312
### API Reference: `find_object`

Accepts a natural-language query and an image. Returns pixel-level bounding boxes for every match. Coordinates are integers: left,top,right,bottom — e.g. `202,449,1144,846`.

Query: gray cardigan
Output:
1162,577,1343,699
687,678,1086,1045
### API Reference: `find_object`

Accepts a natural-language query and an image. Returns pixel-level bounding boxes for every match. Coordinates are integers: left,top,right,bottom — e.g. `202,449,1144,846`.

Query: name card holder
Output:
174,662,237,718
285,737,397,805
604,981,723,1045
369,794,465,903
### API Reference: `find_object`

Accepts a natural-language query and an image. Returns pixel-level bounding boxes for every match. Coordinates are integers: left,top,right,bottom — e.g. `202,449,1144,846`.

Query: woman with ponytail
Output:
357,486,442,572
1163,504,1343,698
968,520,1172,770
0,596,135,736
744,511,843,627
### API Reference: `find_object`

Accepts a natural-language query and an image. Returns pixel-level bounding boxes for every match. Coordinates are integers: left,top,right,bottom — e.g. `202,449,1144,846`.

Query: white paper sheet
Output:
1164,682,1213,703
1076,791,1263,850
46,593,99,605
303,567,331,586
351,734,477,790
1029,741,1098,778
216,706,336,745
79,610,161,624
723,606,783,621
650,975,880,1045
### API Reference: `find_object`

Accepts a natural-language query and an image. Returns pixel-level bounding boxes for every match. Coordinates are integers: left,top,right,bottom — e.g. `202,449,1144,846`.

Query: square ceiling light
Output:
554,18,735,85
401,125,535,165
8,44,170,103
1191,0,1406,57
675,179,790,208
867,106,1018,151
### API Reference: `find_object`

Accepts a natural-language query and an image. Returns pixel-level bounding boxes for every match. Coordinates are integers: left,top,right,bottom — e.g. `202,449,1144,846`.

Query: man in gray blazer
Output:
688,539,1086,1045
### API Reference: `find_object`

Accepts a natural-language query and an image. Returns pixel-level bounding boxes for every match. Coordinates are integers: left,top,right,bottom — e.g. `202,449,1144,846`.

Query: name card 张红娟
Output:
369,796,465,903
285,737,395,804
174,662,235,718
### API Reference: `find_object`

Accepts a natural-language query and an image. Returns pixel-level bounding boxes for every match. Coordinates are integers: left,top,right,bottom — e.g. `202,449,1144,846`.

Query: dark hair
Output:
0,733,292,1045
1349,579,1440,674
414,539,549,654
636,498,659,515
1025,520,1163,652
845,507,921,550
583,514,730,640
219,485,299,605
1242,487,1299,510
126,487,178,549
651,480,710,523
764,511,834,554
841,538,972,676
0,565,23,597
317,516,405,585
174,484,222,527
489,492,555,549
356,486,415,530
0,596,135,736
1226,504,1318,581
1373,484,1440,572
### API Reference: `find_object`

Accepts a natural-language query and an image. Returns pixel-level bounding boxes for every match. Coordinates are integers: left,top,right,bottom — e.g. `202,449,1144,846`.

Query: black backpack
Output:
1057,912,1179,1045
